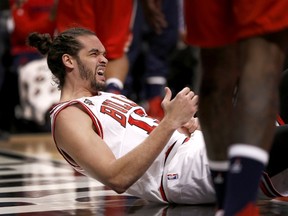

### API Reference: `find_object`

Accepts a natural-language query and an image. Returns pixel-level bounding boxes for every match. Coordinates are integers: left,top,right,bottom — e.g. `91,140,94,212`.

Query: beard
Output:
77,58,105,92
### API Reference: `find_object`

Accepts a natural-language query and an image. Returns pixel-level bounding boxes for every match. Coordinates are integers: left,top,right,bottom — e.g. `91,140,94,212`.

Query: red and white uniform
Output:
184,0,288,47
50,92,215,204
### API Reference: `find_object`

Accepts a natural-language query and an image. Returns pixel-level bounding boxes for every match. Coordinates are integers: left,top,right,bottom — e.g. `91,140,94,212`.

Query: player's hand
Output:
178,117,201,136
161,87,198,130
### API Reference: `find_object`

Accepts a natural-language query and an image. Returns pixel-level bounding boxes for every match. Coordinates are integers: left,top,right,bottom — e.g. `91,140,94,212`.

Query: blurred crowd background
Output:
0,0,287,140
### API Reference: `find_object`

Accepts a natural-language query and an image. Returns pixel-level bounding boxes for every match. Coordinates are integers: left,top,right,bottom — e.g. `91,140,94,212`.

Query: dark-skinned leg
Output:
198,45,240,210
224,33,288,216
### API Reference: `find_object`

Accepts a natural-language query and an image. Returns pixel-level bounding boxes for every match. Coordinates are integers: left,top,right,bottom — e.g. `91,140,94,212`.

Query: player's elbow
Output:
108,178,133,194
109,183,129,194
113,187,127,194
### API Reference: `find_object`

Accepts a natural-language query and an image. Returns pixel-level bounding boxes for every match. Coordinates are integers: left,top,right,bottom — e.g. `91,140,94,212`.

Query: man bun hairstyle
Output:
26,27,96,89
27,32,52,55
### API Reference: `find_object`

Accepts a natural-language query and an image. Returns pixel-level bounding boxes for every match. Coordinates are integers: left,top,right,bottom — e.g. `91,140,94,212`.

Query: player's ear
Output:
62,54,74,70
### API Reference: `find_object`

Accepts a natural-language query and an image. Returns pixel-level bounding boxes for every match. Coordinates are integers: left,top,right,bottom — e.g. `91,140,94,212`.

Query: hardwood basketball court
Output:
0,133,287,215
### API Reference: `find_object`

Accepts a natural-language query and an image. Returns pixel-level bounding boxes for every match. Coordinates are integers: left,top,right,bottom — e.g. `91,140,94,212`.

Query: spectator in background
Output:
126,0,179,120
5,0,57,132
55,0,134,95
9,0,56,68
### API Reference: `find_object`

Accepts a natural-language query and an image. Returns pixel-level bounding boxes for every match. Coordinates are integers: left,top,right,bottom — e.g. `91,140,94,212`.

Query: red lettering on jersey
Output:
128,108,157,134
134,108,145,116
100,106,126,127
100,97,157,133
102,99,132,113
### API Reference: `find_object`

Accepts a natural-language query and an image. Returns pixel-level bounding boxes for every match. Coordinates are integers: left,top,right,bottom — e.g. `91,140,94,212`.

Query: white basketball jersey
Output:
50,92,188,203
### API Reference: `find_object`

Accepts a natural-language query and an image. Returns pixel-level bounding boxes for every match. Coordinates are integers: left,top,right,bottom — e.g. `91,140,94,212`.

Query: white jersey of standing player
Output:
50,91,215,204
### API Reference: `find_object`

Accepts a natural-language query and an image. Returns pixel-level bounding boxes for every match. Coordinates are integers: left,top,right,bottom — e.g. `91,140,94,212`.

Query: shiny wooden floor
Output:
0,133,287,216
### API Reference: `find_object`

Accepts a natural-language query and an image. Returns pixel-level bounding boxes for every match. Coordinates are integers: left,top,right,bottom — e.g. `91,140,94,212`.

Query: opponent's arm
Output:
54,87,197,193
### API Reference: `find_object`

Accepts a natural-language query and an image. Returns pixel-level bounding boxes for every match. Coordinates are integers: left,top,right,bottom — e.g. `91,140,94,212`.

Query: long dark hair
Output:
27,27,96,89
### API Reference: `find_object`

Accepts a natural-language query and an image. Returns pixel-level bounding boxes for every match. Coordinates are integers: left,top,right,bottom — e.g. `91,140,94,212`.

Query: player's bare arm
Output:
54,87,197,193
